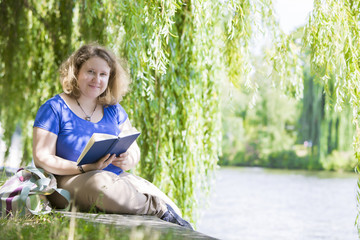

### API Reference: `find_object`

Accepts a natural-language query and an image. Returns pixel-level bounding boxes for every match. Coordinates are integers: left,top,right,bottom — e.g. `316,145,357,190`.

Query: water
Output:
0,125,22,172
197,167,358,240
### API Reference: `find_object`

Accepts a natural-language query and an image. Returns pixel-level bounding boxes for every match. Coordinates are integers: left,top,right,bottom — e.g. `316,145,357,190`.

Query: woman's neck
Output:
77,96,98,108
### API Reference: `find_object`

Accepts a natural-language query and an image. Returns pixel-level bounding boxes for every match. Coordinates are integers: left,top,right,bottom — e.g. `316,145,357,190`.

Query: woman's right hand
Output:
83,153,116,172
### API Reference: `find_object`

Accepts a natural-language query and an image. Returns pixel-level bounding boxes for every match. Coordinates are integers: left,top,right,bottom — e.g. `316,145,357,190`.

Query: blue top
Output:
33,94,128,175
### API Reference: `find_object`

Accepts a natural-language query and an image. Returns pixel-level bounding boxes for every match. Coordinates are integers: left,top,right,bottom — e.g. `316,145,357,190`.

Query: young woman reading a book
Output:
32,43,192,229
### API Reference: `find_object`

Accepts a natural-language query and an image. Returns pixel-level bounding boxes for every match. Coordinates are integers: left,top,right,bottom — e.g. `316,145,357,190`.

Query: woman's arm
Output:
33,127,116,175
111,118,140,171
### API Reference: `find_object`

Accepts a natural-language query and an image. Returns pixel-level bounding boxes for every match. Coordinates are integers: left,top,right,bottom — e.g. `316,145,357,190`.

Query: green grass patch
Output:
0,169,8,186
0,213,69,240
0,213,181,240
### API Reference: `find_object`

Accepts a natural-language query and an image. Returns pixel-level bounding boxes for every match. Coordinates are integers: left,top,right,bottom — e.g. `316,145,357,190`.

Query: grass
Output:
0,212,184,240
0,213,69,240
0,169,8,186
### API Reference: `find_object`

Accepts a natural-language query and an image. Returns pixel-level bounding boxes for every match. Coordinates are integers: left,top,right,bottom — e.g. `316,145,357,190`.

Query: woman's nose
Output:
92,74,100,82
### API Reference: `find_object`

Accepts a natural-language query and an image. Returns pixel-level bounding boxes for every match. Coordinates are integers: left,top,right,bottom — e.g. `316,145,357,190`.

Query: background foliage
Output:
220,32,356,172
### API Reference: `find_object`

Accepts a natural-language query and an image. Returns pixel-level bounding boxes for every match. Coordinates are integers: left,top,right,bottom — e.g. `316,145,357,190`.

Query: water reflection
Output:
197,167,358,240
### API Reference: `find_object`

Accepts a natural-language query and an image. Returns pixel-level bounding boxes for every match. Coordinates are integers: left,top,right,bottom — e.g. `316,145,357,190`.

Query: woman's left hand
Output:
116,119,141,171
111,151,134,171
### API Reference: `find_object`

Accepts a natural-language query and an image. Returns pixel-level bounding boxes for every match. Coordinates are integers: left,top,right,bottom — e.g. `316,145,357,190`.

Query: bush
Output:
267,150,309,169
321,150,357,172
218,142,263,167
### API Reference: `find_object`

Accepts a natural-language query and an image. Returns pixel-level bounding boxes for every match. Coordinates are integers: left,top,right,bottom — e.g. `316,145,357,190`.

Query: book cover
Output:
77,129,140,166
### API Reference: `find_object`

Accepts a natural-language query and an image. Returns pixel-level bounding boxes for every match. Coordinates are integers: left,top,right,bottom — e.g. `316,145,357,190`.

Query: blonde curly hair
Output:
59,43,130,105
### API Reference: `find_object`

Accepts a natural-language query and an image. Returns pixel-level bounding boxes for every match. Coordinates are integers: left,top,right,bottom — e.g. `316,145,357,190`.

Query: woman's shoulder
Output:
38,94,67,113
105,102,128,123
106,102,126,112
34,95,64,131
42,94,63,105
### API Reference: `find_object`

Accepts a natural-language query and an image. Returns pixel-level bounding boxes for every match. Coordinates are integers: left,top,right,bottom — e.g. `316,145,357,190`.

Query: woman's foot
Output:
160,204,194,230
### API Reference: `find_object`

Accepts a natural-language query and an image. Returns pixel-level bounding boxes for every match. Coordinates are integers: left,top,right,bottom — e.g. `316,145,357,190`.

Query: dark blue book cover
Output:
77,132,140,166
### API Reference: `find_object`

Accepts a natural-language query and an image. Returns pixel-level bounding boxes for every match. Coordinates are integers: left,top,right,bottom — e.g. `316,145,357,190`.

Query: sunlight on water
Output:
197,167,358,240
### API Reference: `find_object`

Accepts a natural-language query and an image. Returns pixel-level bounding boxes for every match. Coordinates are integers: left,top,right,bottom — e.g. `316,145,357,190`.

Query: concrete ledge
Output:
58,211,218,239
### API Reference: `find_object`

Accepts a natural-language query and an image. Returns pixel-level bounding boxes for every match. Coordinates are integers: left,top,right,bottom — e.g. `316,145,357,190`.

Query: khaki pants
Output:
48,170,181,218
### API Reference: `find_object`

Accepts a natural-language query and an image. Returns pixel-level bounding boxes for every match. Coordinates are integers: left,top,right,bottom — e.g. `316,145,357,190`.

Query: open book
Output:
76,128,140,166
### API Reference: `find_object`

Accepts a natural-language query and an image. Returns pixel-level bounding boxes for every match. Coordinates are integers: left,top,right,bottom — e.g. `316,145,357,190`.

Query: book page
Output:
92,133,118,141
77,133,116,164
118,127,140,138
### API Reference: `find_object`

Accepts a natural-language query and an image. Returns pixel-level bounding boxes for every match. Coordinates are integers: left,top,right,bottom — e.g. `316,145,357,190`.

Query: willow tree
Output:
112,0,275,220
0,0,74,162
297,62,355,170
0,0,276,222
299,0,360,143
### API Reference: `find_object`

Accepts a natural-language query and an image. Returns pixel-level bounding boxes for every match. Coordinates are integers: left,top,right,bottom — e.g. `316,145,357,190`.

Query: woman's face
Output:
77,56,111,99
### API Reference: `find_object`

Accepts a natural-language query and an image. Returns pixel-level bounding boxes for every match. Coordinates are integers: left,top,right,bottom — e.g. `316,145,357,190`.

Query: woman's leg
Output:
120,172,182,216
48,170,193,229
50,170,168,218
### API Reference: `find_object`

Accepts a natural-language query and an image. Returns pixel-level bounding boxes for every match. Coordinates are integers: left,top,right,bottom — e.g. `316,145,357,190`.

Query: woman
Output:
32,43,192,229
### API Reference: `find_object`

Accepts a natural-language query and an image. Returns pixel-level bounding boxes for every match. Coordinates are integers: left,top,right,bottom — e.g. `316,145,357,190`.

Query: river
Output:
196,167,358,240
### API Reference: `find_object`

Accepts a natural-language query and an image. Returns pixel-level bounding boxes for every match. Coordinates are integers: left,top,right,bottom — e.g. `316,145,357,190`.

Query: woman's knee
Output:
78,171,117,197
57,171,117,210
82,171,116,191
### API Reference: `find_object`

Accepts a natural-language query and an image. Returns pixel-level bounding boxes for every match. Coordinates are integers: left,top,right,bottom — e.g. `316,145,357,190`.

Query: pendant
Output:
85,116,91,121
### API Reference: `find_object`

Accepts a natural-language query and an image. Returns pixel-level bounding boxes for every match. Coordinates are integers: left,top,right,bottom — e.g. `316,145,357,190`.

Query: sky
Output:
251,0,314,55
274,0,314,34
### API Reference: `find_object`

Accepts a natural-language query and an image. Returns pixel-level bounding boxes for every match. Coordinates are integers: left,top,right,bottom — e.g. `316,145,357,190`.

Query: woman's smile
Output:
77,57,110,99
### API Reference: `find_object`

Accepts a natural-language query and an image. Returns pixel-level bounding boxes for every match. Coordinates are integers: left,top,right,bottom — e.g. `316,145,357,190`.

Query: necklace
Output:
76,99,97,121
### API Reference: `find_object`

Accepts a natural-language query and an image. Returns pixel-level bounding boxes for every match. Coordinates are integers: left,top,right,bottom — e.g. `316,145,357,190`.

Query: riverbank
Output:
219,148,357,172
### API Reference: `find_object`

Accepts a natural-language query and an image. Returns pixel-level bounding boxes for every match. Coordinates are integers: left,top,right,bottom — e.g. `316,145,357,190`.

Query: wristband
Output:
78,165,85,173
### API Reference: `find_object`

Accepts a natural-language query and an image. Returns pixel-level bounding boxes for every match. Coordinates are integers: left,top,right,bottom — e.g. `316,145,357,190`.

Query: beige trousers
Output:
48,170,181,218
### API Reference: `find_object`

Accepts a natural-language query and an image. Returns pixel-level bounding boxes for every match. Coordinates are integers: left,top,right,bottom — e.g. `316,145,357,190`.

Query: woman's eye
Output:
88,70,94,74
